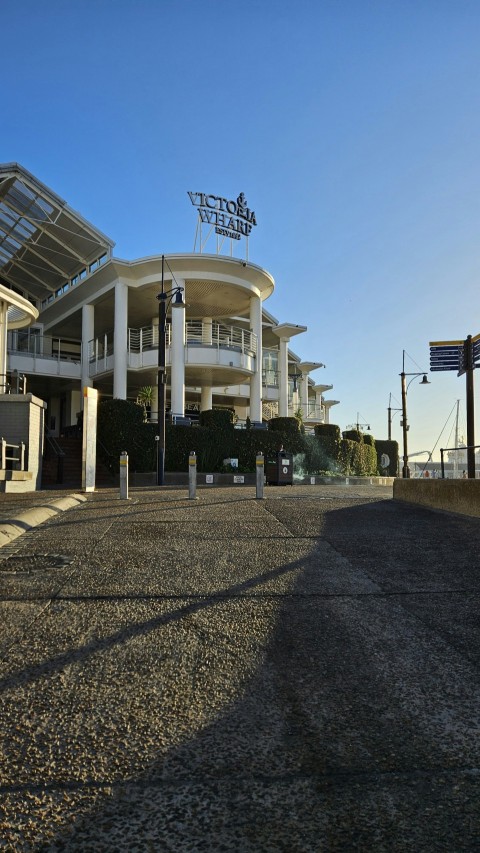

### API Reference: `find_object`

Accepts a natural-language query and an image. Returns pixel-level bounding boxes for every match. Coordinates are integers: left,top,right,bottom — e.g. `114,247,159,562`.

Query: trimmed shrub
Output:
376,439,399,476
199,408,235,430
313,423,341,472
268,417,300,436
342,429,362,443
339,438,378,476
97,399,150,472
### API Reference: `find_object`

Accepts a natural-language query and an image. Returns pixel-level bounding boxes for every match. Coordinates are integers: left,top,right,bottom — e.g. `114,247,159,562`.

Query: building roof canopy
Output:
0,163,114,305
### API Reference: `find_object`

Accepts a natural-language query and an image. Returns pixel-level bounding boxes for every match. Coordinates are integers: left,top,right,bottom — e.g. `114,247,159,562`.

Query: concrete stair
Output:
42,437,115,489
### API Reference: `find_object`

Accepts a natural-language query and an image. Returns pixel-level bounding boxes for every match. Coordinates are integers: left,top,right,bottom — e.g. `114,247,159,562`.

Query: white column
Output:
81,304,94,391
300,370,309,416
113,282,128,399
202,317,213,344
0,300,7,393
278,337,289,417
249,293,262,422
201,386,212,411
170,282,186,416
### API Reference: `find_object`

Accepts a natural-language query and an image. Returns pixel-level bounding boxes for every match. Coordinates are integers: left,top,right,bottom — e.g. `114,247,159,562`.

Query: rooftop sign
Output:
188,192,257,242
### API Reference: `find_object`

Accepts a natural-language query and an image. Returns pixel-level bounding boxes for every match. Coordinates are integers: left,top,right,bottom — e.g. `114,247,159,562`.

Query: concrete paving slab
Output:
3,483,480,850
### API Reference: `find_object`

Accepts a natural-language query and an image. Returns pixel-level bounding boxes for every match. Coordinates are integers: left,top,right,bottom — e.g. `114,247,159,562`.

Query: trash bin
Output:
265,451,294,485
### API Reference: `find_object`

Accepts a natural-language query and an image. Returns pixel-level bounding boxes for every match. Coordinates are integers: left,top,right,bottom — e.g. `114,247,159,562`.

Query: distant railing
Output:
127,322,257,357
8,331,81,363
185,322,257,356
287,405,325,421
262,370,279,387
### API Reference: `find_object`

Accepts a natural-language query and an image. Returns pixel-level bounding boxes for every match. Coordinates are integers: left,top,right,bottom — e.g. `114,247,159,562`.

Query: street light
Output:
400,350,430,479
157,254,184,486
387,393,402,440
347,412,370,432
288,367,302,414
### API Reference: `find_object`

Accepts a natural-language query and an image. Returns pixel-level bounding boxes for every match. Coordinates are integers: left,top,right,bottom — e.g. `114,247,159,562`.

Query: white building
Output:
0,163,339,438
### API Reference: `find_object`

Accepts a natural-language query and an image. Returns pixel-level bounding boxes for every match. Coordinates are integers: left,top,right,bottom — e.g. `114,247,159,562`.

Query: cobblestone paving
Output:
1,484,480,851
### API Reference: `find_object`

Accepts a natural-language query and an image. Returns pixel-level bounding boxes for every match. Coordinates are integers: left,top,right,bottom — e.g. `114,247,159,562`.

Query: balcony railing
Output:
7,332,81,363
127,322,257,357
287,404,325,422
262,370,279,387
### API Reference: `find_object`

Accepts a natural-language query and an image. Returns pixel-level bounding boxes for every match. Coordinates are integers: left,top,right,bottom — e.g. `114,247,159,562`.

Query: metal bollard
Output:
119,451,129,500
256,452,264,499
188,450,197,500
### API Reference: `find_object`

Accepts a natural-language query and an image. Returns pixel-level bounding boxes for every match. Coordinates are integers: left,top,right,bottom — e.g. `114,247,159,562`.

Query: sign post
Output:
429,333,480,478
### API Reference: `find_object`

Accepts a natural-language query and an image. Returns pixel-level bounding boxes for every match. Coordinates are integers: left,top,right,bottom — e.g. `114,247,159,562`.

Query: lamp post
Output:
387,393,402,440
157,255,184,486
288,368,302,415
347,413,370,432
400,350,430,479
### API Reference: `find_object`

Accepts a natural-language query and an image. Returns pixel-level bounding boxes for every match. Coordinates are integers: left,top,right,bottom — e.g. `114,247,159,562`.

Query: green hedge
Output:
199,408,235,430
342,429,362,443
98,404,384,477
312,424,341,471
375,439,399,476
339,439,378,476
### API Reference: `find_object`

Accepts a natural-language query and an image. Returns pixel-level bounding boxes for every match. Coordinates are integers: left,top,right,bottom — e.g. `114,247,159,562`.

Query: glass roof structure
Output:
0,163,115,305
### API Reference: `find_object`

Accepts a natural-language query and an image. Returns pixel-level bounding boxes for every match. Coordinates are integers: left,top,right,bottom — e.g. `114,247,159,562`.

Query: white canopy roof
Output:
0,163,114,304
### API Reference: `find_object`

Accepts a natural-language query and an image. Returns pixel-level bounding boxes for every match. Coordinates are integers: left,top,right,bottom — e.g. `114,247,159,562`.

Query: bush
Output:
199,408,235,430
375,439,399,476
313,424,341,471
268,417,300,436
339,438,378,476
342,429,362,443
97,399,151,472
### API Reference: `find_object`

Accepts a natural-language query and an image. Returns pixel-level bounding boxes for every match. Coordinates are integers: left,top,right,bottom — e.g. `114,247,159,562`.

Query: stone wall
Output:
0,394,46,491
394,478,480,518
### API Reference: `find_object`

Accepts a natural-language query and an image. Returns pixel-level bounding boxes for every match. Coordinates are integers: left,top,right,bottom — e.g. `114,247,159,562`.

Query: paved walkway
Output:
1,484,480,851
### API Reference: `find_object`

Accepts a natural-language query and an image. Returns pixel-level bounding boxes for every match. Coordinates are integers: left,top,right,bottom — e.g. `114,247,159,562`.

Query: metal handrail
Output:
126,322,257,357
440,444,480,479
8,331,81,363
44,434,66,484
1,438,26,471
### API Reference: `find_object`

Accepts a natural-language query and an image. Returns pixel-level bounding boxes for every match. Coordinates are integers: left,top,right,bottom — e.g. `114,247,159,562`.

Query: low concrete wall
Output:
131,472,395,488
0,394,46,491
394,478,480,518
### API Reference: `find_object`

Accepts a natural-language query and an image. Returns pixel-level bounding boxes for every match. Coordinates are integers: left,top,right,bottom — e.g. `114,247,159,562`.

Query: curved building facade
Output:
0,163,339,435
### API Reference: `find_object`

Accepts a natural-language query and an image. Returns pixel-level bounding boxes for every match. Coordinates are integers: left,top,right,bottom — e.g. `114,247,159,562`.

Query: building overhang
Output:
300,361,324,374
271,323,307,340
0,282,38,329
0,163,114,305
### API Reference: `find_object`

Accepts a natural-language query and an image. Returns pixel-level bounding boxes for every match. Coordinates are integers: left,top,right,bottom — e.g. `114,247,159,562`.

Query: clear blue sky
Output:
4,0,480,459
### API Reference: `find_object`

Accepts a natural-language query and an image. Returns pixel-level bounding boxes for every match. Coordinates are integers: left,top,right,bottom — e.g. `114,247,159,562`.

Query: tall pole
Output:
401,370,409,478
388,393,392,441
465,335,475,479
157,255,166,486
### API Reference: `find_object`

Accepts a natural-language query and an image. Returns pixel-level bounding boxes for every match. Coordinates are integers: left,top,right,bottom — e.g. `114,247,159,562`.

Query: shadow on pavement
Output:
3,494,480,850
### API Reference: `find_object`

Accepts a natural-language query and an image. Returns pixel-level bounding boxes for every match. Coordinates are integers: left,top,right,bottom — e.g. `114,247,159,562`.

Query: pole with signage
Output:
429,333,480,478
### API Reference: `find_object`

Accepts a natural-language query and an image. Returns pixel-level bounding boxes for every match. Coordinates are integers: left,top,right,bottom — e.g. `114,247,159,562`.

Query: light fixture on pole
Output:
387,393,402,440
400,350,430,479
157,255,184,486
346,413,370,432
288,367,302,414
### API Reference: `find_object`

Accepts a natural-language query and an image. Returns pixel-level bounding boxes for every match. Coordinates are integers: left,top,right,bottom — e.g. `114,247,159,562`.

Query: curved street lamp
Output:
157,254,184,486
400,350,430,478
